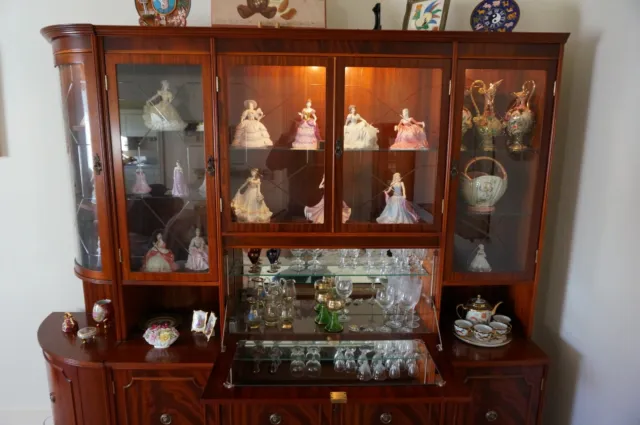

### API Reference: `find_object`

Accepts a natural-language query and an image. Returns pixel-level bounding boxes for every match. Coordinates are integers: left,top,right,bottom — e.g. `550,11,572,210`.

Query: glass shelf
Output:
228,339,442,387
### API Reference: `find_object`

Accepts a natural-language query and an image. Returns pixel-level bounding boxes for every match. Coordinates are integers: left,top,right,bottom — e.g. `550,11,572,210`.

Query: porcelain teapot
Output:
456,295,502,324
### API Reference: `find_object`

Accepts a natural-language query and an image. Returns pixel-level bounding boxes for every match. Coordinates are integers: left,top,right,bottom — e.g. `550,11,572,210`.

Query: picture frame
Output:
191,310,208,332
402,0,451,31
204,312,217,341
211,0,326,28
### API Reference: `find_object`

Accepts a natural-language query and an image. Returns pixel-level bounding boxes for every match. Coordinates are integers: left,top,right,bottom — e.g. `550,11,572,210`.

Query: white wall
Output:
0,1,638,424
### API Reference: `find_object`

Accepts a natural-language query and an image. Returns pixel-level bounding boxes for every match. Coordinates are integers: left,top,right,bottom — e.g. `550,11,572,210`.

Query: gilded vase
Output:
504,80,536,152
470,79,504,152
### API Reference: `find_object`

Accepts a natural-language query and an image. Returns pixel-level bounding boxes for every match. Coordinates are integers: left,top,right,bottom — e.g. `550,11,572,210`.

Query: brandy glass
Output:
247,248,262,273
266,248,281,273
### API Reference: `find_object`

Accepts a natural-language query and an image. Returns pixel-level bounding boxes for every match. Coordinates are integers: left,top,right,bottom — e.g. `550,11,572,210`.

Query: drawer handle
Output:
160,413,172,424
380,412,392,424
49,393,56,403
485,410,498,422
270,413,282,425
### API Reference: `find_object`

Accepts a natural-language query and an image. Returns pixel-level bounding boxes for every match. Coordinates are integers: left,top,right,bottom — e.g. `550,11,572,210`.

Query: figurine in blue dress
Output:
376,173,419,224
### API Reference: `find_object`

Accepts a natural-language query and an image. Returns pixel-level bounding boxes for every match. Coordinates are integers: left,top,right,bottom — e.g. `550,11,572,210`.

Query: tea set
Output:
453,295,512,347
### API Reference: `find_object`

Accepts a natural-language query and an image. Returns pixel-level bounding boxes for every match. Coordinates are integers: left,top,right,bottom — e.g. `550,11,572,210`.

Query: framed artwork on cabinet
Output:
403,0,451,31
211,0,326,28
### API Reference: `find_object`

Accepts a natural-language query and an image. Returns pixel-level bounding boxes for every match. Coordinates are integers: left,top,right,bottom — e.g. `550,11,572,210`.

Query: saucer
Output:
453,328,512,348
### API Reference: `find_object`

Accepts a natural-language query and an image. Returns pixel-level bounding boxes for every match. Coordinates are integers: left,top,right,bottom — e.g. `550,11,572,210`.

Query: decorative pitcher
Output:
460,156,508,214
504,80,536,152
469,79,504,152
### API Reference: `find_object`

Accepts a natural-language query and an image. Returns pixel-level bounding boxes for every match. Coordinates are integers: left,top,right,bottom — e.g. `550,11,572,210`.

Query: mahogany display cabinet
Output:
39,24,568,425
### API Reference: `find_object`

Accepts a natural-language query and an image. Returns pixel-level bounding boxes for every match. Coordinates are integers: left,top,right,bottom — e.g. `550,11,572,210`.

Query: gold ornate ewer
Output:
469,79,504,152
504,80,536,153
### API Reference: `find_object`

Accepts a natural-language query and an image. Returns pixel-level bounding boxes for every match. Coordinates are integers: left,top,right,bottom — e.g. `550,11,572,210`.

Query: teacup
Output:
492,314,511,325
473,324,493,341
490,321,510,336
454,319,473,337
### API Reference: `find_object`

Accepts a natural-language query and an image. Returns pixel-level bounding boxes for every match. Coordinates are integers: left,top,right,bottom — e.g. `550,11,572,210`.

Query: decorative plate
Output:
135,0,191,27
470,0,520,32
453,329,513,348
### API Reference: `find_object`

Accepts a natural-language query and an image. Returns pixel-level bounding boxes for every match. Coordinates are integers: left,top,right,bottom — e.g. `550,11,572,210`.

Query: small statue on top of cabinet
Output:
171,160,189,198
231,100,274,149
131,164,152,195
61,312,78,334
186,228,209,271
468,244,492,272
142,80,187,131
390,108,428,150
142,233,179,272
292,99,321,150
344,105,379,150
376,172,419,224
231,168,273,223
304,175,351,224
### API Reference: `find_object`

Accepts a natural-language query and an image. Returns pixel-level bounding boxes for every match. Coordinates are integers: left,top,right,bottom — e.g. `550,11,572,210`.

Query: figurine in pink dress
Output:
292,99,321,150
390,108,428,150
142,233,178,272
185,228,209,271
132,165,152,195
171,160,189,198
304,175,351,224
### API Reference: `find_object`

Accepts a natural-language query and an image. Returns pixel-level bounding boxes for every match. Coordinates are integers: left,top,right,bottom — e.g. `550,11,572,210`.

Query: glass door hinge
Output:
220,198,223,212
104,75,108,91
535,249,539,264
540,377,545,391
112,381,116,395
441,199,444,214
118,248,123,263
448,80,451,96
553,81,556,96
215,76,220,93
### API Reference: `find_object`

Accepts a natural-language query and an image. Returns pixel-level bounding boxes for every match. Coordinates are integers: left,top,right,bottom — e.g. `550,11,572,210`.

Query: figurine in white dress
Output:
142,80,187,131
304,175,351,224
186,228,209,271
142,233,178,272
231,168,273,223
376,173,419,224
231,100,273,148
344,105,379,150
171,160,189,198
132,165,152,195
469,244,492,272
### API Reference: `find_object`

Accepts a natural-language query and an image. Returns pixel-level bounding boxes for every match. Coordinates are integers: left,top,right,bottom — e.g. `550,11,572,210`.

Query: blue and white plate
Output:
470,0,520,32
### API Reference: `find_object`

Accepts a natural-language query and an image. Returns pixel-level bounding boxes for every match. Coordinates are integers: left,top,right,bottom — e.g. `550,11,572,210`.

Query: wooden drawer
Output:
343,403,441,425
463,366,545,425
113,369,208,425
221,404,323,425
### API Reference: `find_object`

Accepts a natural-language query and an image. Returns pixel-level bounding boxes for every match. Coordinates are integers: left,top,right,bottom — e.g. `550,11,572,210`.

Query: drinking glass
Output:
336,278,353,322
344,348,357,374
266,248,281,273
398,277,422,331
247,248,262,273
338,249,349,269
349,249,360,269
375,286,395,332
305,346,322,378
281,279,297,303
307,249,323,271
334,348,346,373
388,359,401,379
357,349,373,382
269,343,282,374
373,360,387,381
290,249,306,271
365,249,376,269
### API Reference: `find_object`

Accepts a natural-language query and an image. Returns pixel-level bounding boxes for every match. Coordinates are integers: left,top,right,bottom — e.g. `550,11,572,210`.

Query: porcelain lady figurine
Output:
142,80,187,131
186,228,209,271
292,99,320,150
304,175,351,224
142,233,178,272
504,80,536,152
469,244,492,272
171,160,189,198
390,108,428,150
231,168,273,223
344,105,379,150
231,100,274,148
376,173,419,224
470,79,504,152
132,165,152,195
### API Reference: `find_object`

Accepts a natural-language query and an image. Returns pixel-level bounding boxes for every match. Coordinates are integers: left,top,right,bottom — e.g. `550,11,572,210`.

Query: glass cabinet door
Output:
445,60,557,282
217,56,333,233
106,55,218,282
335,58,450,233
58,57,112,279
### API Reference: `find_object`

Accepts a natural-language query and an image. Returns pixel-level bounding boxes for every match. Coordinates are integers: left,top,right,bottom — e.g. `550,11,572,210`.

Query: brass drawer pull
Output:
270,413,282,424
160,413,172,424
485,410,498,422
380,412,392,424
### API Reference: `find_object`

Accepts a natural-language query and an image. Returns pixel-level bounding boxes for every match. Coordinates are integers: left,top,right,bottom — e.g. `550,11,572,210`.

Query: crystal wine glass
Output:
349,249,360,269
357,348,373,382
344,348,357,374
338,249,349,269
307,249,323,271
398,276,422,331
336,278,353,323
290,346,306,378
375,285,395,332
290,249,305,272
333,348,346,373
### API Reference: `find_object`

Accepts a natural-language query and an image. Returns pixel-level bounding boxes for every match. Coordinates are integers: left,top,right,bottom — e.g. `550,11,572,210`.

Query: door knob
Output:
160,413,172,424
380,412,392,424
485,410,498,422
269,413,282,424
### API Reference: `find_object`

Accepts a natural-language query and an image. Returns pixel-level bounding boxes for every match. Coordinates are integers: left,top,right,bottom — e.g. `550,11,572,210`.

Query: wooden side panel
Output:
113,369,208,425
463,366,544,425
45,357,79,425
